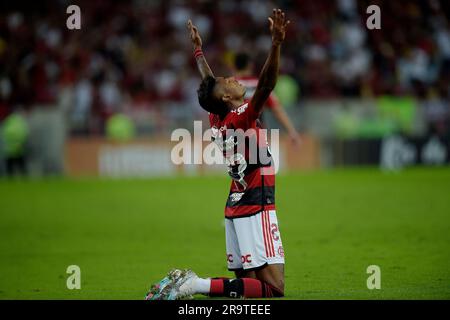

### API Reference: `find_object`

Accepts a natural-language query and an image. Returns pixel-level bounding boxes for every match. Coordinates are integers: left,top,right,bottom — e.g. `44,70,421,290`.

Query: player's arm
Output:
187,20,214,79
269,98,301,145
250,9,289,117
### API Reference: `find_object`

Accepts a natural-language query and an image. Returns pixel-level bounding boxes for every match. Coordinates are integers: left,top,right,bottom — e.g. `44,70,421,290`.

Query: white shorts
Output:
225,210,285,271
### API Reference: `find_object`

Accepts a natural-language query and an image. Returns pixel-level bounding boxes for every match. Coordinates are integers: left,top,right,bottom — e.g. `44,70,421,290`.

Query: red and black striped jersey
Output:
209,100,276,219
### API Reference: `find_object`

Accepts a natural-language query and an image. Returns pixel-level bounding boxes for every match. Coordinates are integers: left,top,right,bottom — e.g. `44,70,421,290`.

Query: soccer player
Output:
146,8,289,300
232,52,301,145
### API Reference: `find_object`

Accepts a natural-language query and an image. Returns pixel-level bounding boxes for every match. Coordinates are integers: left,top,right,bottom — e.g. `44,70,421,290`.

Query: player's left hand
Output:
268,9,290,46
187,19,202,49
289,131,302,147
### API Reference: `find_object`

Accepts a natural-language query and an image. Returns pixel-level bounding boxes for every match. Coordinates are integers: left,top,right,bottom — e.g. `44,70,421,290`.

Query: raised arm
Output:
251,9,289,116
187,20,214,79
270,102,301,145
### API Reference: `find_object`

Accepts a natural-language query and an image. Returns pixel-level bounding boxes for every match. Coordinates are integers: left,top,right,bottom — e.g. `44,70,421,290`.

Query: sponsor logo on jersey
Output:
231,103,249,115
230,192,245,202
241,254,252,263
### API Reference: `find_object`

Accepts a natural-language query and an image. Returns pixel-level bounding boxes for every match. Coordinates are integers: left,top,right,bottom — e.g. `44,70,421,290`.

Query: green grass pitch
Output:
0,167,449,299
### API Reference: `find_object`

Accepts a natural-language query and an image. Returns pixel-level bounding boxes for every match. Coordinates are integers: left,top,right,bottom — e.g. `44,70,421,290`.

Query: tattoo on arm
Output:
195,54,214,79
187,20,215,80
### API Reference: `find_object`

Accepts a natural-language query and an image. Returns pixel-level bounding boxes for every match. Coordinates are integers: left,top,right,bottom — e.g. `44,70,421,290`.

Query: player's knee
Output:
258,277,284,297
272,281,285,297
234,270,244,278
235,270,256,279
267,277,284,297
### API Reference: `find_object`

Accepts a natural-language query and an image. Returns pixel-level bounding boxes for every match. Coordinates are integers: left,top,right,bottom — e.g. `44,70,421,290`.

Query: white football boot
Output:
166,269,198,300
145,269,197,300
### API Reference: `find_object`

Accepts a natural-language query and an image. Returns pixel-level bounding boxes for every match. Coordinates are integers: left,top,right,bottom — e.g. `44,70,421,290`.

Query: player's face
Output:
214,77,246,104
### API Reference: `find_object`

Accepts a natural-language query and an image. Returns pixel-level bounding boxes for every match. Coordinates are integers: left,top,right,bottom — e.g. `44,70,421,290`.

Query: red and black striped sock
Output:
209,278,283,298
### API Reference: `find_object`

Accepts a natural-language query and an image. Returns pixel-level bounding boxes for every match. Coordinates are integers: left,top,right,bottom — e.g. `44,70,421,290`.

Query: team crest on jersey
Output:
212,125,237,152
211,125,227,139
229,192,245,202
278,246,285,258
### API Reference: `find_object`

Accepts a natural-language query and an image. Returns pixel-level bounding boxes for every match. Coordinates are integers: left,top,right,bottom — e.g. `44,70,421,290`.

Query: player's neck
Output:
228,97,245,110
219,98,244,119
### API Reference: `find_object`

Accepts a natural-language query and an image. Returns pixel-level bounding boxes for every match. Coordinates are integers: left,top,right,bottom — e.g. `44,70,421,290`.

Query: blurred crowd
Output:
0,0,449,136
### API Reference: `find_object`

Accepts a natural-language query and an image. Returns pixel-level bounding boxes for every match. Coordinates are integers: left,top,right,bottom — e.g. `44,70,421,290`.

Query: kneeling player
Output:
146,8,289,300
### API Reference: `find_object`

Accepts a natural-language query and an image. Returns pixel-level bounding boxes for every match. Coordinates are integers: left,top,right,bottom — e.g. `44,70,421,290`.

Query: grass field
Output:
0,167,449,299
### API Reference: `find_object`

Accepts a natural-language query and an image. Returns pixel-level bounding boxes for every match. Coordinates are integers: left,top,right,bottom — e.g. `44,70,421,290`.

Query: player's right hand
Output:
187,19,202,49
289,131,302,147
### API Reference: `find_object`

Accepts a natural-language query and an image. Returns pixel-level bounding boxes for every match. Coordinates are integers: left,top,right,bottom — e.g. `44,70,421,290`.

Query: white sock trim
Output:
193,278,211,294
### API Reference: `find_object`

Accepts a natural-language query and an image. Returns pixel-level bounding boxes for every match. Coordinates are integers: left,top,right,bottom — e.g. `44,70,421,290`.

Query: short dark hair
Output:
197,76,226,114
234,52,250,71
